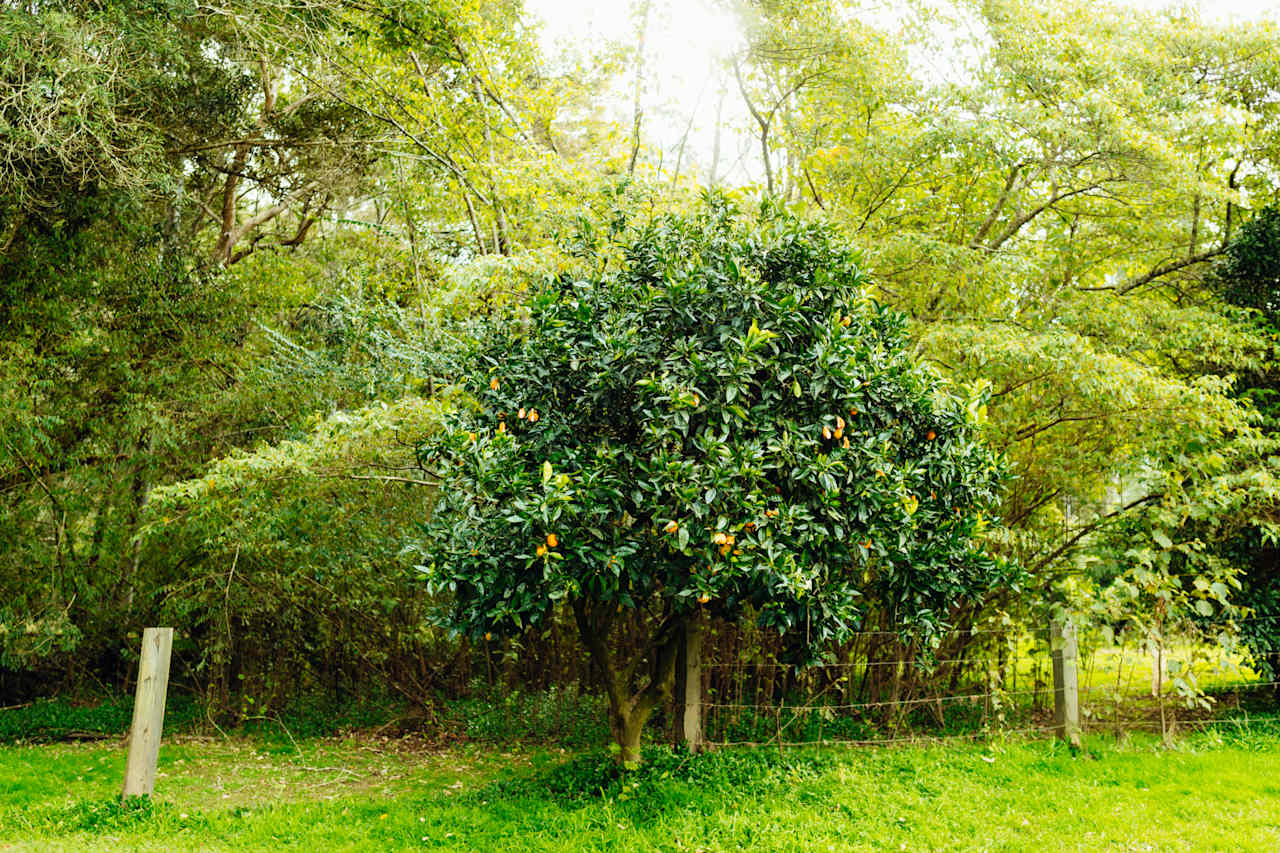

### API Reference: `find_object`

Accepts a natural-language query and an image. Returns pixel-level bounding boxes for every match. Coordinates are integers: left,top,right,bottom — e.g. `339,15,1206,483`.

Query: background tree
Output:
728,0,1280,626
6,0,1280,724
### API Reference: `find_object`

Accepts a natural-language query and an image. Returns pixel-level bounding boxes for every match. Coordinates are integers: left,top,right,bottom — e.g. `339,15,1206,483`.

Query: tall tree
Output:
734,0,1280,611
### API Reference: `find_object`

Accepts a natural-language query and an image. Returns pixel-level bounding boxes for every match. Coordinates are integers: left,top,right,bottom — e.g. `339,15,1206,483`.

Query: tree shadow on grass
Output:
459,744,842,825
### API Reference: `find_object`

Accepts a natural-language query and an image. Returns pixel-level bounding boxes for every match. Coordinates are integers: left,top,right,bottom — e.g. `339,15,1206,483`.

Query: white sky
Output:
527,0,750,183
523,0,1279,187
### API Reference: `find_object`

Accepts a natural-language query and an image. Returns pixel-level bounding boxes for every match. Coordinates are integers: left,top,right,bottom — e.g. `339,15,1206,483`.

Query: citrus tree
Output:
416,198,1013,763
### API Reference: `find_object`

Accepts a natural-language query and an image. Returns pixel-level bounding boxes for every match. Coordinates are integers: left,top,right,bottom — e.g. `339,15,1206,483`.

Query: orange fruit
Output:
698,594,710,604
518,407,527,419
926,430,936,441
536,544,547,557
664,520,679,534
546,533,558,548
833,427,843,439
836,416,846,430
822,425,832,440
489,377,500,390
842,437,850,449
498,421,506,433
528,410,539,423
484,632,492,641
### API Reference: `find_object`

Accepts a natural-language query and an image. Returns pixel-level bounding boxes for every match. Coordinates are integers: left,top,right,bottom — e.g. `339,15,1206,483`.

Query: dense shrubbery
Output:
1210,206,1280,681
0,695,200,743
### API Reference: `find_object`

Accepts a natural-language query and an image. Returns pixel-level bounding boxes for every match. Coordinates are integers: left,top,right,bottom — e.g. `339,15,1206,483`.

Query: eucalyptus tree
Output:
303,0,631,258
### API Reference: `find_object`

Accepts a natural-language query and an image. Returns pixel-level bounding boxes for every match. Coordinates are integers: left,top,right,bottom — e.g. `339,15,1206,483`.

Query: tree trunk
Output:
573,599,681,766
626,0,652,175
608,698,650,766
709,81,726,187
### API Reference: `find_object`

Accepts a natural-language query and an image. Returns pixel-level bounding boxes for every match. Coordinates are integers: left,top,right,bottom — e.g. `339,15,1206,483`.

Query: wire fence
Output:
690,621,1278,749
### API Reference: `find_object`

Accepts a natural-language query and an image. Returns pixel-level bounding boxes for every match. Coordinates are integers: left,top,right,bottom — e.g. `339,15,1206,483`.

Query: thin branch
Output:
985,182,1107,251
1031,493,1163,577
969,163,1022,247
341,474,439,488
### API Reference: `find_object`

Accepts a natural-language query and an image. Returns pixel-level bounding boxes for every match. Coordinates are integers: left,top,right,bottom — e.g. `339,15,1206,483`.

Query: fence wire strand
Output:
705,724,1059,749
689,622,1278,749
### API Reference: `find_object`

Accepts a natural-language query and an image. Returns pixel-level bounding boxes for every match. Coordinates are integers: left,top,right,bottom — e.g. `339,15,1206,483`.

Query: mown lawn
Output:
2,725,1279,851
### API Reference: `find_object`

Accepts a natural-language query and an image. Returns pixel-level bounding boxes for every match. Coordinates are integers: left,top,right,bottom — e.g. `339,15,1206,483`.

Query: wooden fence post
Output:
1051,618,1082,750
122,627,174,799
679,617,704,752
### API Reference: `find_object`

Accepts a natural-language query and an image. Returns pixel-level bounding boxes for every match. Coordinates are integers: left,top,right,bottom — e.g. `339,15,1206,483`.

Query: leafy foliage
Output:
4,0,1280,731
1207,207,1280,679
1216,207,1280,321
0,694,200,743
416,198,1012,759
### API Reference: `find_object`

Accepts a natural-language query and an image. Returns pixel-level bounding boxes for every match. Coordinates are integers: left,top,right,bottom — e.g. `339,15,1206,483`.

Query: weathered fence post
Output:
1051,618,1081,750
122,627,174,799
678,617,704,752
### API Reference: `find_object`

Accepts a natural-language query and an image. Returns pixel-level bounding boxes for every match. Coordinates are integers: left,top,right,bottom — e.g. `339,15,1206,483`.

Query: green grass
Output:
3,723,1280,851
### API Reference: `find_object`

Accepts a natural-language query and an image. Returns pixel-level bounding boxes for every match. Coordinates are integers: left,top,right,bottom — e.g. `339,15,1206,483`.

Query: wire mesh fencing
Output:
688,619,1277,749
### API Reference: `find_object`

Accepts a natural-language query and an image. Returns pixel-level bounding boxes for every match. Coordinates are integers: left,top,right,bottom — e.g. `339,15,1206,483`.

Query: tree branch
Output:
969,163,1022,247
1031,492,1163,577
985,182,1106,251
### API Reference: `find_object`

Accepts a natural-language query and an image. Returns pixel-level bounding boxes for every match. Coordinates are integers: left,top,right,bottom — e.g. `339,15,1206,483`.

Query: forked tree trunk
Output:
598,650,680,765
574,599,682,767
609,699,651,766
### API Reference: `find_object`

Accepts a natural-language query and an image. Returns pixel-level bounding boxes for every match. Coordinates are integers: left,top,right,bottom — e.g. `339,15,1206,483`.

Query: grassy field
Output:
3,722,1280,852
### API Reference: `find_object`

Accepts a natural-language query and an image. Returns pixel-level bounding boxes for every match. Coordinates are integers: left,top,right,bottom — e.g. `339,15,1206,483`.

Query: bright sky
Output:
523,0,1279,186
526,0,750,182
